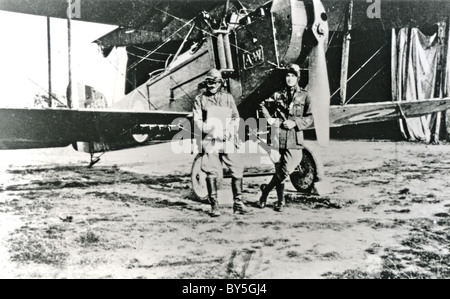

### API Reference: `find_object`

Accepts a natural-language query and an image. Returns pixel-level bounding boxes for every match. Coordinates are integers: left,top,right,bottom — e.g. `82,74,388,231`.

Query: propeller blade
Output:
309,43,330,147
309,0,330,147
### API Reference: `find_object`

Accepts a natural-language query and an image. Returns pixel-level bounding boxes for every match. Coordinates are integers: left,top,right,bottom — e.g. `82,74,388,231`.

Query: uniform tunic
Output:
260,85,314,180
193,90,243,179
261,85,313,149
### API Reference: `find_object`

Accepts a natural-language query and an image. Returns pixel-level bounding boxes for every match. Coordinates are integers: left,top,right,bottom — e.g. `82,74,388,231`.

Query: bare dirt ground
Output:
1,140,450,279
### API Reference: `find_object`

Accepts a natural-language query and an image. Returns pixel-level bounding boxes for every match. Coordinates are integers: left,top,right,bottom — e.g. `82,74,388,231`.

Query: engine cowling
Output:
234,0,329,120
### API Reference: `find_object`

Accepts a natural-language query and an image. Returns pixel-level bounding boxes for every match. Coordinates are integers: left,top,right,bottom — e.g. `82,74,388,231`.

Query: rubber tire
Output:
191,154,209,201
289,149,317,194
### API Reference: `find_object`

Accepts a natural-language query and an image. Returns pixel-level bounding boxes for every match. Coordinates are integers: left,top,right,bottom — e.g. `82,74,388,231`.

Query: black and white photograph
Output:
1,0,450,281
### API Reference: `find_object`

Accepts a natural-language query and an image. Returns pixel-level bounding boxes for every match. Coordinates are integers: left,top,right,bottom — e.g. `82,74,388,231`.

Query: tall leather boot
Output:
206,177,221,217
232,177,248,215
274,182,285,212
259,175,281,209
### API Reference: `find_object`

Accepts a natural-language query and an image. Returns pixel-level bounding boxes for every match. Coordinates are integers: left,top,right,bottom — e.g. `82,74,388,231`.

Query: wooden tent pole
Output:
339,0,353,105
444,18,450,141
67,1,73,109
47,16,52,107
432,20,449,143
391,28,397,102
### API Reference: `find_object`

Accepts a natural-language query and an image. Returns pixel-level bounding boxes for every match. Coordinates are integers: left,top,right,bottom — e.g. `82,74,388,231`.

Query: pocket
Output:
296,131,304,145
292,104,304,117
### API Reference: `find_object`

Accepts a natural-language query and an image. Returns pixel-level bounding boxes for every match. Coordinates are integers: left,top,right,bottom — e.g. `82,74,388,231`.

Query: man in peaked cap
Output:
258,64,314,212
193,68,249,217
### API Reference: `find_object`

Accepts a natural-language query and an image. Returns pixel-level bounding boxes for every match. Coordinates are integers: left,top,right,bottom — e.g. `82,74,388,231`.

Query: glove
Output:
282,120,297,130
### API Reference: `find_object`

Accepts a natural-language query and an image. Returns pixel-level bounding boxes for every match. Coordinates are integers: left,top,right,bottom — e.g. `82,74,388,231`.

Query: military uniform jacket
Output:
260,85,313,149
193,90,241,151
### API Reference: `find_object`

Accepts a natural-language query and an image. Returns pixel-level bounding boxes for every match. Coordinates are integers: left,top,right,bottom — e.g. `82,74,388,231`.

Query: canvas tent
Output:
322,0,450,141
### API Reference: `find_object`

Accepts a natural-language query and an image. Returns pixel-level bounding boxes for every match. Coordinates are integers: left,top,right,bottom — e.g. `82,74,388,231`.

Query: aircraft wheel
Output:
131,99,150,143
191,154,208,201
290,149,317,193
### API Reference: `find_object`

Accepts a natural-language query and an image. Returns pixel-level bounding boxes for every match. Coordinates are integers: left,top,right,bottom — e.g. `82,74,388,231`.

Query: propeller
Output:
308,0,330,147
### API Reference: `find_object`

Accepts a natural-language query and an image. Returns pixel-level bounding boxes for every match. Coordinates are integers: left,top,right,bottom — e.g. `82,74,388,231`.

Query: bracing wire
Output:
128,51,166,63
154,7,252,55
126,15,197,72
27,77,68,108
131,45,172,56
331,44,387,98
346,65,386,104
127,6,253,73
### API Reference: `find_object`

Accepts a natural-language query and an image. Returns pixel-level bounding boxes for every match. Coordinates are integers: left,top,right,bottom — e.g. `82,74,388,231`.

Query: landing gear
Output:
88,151,105,168
191,154,208,201
289,149,318,193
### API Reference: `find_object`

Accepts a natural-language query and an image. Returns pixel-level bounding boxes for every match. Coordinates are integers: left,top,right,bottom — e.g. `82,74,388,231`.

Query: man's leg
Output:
201,153,223,217
274,149,303,212
259,149,287,208
221,153,248,214
259,163,283,208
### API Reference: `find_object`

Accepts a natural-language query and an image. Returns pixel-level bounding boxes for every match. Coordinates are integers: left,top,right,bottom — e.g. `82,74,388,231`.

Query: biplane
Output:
1,0,450,199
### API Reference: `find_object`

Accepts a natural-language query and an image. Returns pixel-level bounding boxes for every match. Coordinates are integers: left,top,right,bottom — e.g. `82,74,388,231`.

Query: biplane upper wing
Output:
0,0,227,28
327,98,450,128
0,108,190,149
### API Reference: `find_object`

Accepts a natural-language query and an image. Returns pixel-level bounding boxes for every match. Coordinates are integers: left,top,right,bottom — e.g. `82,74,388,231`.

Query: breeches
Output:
201,152,244,179
275,149,303,182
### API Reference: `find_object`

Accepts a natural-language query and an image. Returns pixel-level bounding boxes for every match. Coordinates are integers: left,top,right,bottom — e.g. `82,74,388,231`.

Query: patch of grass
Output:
158,227,178,233
206,228,223,233
235,221,249,227
434,213,450,218
181,237,196,243
286,251,300,258
211,238,230,244
258,238,275,247
385,209,411,214
325,217,450,279
359,205,375,212
322,252,340,259
322,269,373,279
260,221,284,229
252,237,290,247
77,230,101,247
78,257,108,267
44,225,66,240
9,230,68,266
365,243,382,254
189,249,208,256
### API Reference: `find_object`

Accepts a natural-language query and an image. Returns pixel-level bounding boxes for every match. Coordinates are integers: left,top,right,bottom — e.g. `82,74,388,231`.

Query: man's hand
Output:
268,118,282,128
223,131,232,142
202,123,215,134
282,120,297,130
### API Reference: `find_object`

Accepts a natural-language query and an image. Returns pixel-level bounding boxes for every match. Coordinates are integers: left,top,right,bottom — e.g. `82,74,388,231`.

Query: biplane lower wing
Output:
2,98,450,150
0,108,190,150
328,98,450,128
